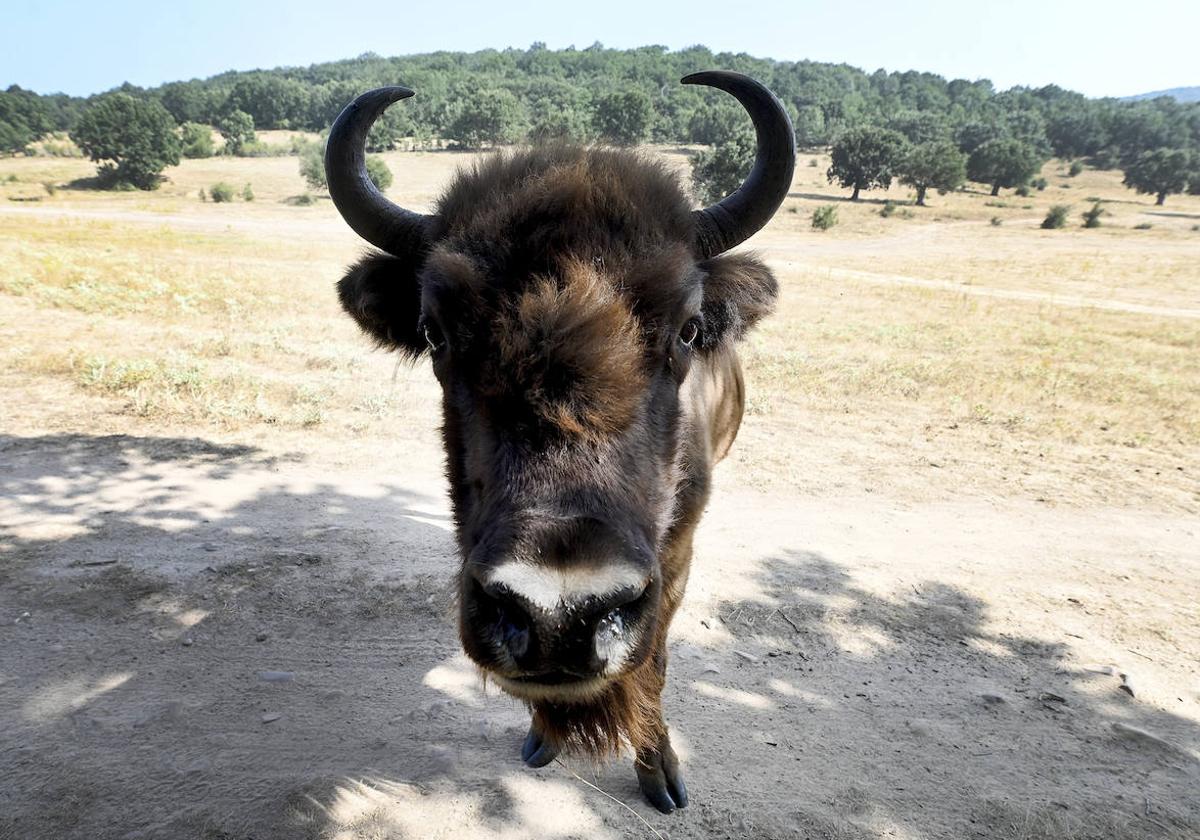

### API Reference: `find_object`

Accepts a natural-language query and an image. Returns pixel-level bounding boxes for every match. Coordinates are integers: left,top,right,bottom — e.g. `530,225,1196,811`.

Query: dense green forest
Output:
3,43,1198,169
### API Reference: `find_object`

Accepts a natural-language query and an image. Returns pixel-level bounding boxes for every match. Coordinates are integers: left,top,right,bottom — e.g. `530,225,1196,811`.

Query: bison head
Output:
326,72,794,742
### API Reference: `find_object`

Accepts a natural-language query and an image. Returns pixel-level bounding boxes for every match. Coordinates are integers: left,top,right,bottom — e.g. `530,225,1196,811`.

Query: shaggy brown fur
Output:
336,143,778,811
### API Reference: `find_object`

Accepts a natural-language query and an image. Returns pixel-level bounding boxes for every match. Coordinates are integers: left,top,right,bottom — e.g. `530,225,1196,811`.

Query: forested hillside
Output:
3,43,1198,167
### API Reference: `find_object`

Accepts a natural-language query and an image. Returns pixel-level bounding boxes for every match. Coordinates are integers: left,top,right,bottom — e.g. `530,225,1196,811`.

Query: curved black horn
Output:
682,71,796,258
325,86,437,256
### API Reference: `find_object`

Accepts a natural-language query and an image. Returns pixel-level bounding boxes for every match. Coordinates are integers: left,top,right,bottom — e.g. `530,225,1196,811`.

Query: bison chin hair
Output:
482,662,665,758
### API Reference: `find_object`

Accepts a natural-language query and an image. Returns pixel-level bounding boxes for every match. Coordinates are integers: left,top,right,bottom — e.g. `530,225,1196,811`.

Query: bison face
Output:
342,226,777,701
326,72,794,707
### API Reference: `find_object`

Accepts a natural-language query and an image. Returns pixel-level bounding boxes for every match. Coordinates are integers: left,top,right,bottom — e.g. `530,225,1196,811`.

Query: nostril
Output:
595,608,625,642
498,608,530,658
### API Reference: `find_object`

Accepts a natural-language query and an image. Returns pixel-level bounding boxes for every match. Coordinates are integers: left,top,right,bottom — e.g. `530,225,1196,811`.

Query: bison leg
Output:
520,722,561,768
636,730,688,813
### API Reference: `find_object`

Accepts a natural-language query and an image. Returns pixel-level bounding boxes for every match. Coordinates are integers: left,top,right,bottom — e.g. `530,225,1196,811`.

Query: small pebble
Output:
181,636,194,647
733,650,758,663
256,632,269,643
259,670,294,683
261,713,282,724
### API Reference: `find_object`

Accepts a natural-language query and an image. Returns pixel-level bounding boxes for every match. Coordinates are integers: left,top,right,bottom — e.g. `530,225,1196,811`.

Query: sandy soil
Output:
2,152,1199,839
2,423,1197,840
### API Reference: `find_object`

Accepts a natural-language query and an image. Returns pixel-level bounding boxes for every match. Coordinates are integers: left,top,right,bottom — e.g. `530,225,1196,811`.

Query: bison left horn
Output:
324,86,438,257
683,71,797,258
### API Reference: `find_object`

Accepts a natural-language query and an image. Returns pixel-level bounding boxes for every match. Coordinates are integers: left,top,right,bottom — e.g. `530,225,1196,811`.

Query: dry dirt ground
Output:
1,147,1198,840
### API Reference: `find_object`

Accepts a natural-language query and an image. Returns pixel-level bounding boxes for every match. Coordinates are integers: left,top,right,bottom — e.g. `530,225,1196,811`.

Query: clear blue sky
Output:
4,0,1196,99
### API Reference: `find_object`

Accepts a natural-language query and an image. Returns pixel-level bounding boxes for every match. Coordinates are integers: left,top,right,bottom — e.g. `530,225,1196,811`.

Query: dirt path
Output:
2,432,1197,840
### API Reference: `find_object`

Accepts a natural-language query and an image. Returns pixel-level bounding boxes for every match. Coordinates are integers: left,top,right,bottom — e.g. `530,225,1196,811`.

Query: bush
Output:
210,182,235,203
1031,177,1048,190
299,142,325,190
990,216,1003,226
1068,160,1084,177
1081,202,1104,228
691,135,754,204
1041,205,1070,229
70,94,181,190
880,200,897,217
364,156,392,191
42,181,56,196
1133,222,1153,230
809,158,819,167
1015,184,1031,197
180,122,214,158
198,187,207,202
290,193,315,206
217,109,255,156
242,183,254,201
812,205,838,230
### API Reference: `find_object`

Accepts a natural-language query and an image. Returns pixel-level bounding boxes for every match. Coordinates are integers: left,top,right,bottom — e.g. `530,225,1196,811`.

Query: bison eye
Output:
678,317,701,349
421,320,445,354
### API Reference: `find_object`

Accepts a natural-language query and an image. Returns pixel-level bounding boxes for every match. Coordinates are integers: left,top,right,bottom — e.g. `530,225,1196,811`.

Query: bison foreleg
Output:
636,729,688,813
520,722,561,768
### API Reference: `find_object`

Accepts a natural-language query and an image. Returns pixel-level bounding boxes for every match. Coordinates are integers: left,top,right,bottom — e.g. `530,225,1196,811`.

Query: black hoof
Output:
636,741,688,813
520,725,560,768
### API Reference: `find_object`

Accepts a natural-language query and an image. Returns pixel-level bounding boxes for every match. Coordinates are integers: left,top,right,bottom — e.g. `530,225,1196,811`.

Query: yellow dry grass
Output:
1,147,1196,510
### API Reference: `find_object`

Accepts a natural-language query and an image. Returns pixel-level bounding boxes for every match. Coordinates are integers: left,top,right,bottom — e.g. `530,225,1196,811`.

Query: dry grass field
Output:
1,144,1198,840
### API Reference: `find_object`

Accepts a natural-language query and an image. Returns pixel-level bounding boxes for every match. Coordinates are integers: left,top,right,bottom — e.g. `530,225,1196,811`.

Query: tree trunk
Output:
916,186,927,207
1156,192,1166,206
991,183,1001,196
851,185,861,201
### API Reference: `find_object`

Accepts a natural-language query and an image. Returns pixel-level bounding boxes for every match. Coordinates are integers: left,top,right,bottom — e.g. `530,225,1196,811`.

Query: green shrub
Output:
288,193,315,206
1031,177,1048,190
364,156,392,191
242,183,254,201
880,200,896,217
811,205,838,230
1133,222,1153,230
180,122,214,158
42,181,56,196
210,182,235,203
299,143,325,190
1068,160,1084,177
1015,184,1031,197
1041,205,1070,229
692,136,754,204
809,158,819,167
198,187,207,202
990,216,1003,226
1081,202,1104,228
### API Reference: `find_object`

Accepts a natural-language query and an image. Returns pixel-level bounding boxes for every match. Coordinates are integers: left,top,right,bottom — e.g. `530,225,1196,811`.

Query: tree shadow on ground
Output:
787,191,898,205
1145,210,1200,220
677,550,1200,839
1,434,1197,840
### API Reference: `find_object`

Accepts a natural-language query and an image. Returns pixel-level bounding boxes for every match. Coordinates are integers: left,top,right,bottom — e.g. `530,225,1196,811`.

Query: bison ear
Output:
337,252,427,358
697,253,779,350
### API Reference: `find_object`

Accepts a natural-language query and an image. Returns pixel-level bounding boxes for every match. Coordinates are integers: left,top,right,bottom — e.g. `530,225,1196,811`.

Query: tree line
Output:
3,43,1199,200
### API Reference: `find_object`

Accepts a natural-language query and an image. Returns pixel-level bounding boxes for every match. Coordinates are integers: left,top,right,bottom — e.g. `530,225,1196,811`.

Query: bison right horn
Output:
324,86,439,257
683,71,797,258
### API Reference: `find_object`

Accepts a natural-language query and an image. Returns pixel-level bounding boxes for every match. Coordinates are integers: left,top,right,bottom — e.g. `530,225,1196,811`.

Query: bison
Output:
325,71,795,813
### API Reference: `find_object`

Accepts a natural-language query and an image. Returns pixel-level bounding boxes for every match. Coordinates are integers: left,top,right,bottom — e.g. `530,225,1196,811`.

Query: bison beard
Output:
325,71,795,814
